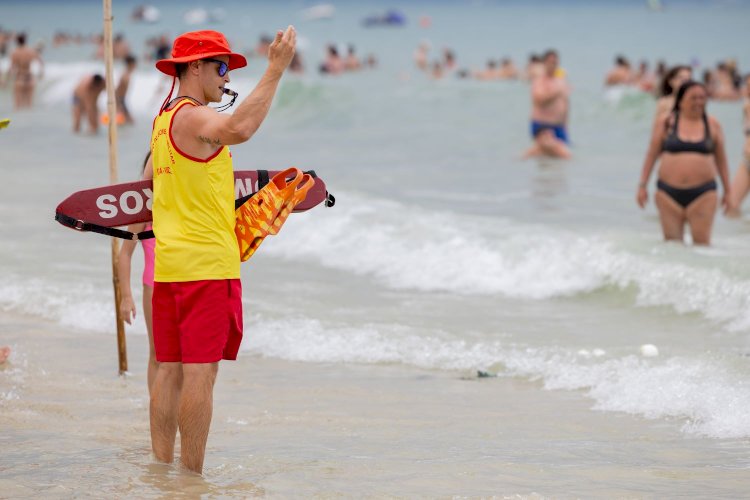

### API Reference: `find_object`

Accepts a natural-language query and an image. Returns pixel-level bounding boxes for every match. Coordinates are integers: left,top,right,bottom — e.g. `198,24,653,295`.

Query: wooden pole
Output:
103,0,127,374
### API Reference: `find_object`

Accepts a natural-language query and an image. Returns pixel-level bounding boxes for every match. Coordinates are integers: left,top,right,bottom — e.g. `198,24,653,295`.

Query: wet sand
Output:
1,311,748,498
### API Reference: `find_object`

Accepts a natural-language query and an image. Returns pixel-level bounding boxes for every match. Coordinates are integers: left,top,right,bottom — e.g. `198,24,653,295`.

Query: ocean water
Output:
2,0,750,493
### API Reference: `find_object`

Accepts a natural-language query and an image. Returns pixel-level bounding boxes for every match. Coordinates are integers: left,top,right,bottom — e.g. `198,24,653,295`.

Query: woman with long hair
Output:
637,81,731,244
654,65,692,121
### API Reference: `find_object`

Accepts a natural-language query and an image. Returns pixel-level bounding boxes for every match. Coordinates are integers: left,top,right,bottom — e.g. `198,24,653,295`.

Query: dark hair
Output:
659,65,690,97
16,33,26,45
672,80,707,112
542,49,558,60
92,74,105,85
615,55,629,67
174,62,188,78
125,54,136,65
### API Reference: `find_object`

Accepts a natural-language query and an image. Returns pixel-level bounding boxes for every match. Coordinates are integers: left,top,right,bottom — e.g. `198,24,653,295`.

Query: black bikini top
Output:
662,112,715,155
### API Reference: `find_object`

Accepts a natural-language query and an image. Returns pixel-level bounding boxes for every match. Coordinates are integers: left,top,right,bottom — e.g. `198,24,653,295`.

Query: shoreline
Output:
2,310,749,497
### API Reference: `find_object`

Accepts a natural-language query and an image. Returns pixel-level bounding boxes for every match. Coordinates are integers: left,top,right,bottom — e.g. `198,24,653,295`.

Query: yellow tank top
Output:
151,99,240,282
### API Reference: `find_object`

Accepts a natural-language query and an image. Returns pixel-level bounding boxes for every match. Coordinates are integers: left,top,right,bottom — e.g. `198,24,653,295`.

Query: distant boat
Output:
362,9,406,27
301,4,335,21
131,4,160,23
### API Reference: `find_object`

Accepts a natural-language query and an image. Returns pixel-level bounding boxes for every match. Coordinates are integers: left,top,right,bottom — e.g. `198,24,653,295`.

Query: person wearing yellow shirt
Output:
149,27,296,474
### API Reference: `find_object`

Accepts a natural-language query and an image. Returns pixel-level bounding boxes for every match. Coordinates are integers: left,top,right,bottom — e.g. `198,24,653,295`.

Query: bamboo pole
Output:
103,0,127,374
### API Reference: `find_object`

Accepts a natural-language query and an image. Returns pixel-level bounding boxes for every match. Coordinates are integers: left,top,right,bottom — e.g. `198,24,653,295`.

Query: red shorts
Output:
152,279,243,363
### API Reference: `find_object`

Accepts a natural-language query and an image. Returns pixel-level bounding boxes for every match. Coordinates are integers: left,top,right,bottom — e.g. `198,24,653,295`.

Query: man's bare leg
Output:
72,102,83,133
150,362,183,463
178,362,219,474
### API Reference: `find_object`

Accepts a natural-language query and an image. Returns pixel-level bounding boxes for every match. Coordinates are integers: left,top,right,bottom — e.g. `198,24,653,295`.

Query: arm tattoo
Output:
198,135,222,146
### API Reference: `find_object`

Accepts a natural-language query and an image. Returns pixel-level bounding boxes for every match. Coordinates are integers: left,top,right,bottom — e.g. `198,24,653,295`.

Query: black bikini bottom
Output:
657,179,717,208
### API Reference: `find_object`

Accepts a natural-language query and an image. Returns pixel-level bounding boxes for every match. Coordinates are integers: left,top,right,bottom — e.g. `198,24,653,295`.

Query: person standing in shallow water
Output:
72,74,106,134
726,74,750,216
117,152,157,395
115,54,137,125
637,81,730,245
149,27,296,474
524,49,571,159
5,32,44,109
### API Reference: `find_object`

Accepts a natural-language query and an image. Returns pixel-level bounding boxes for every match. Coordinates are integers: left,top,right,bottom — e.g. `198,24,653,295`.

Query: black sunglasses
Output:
203,58,229,77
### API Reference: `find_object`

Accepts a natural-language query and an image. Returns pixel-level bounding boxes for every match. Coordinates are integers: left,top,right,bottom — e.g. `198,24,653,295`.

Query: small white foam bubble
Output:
640,344,659,357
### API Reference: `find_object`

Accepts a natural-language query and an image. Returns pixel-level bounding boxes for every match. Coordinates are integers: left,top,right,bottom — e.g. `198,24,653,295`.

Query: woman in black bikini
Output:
637,81,730,245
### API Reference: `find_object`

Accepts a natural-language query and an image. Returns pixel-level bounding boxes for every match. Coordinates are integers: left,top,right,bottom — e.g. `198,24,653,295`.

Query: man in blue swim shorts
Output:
524,49,572,159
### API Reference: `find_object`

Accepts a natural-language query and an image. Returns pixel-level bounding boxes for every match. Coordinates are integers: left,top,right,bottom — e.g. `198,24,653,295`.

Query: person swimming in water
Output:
604,55,632,86
637,81,731,245
654,65,692,122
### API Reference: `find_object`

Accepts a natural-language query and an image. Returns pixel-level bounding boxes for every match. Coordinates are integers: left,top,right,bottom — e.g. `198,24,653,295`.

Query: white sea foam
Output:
0,274,146,336
243,314,750,439
266,193,750,331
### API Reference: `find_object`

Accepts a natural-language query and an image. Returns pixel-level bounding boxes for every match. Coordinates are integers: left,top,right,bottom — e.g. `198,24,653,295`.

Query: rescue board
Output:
55,169,332,229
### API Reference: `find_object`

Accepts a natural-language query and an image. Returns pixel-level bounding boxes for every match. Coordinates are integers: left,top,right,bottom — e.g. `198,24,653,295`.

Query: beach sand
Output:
1,311,748,498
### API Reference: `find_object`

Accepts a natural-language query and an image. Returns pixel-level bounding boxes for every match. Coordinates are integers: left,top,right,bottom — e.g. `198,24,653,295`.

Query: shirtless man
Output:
525,49,571,159
320,45,344,75
712,63,741,101
72,74,106,134
498,58,519,79
605,55,632,86
474,59,499,81
344,44,361,71
116,55,137,125
6,33,44,109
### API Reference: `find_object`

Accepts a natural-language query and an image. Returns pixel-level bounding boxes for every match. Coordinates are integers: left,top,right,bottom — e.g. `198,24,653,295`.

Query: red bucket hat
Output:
155,30,247,77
